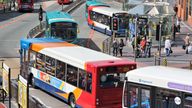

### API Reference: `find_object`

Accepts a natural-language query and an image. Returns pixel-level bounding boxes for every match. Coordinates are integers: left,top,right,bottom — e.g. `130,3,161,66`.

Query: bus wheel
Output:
69,94,76,108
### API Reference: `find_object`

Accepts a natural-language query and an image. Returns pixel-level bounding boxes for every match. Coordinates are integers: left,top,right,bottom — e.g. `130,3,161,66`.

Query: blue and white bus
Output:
122,66,192,108
45,11,78,42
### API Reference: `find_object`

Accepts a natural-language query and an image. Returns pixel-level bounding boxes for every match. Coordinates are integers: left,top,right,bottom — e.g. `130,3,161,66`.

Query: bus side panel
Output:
31,68,84,107
88,22,112,36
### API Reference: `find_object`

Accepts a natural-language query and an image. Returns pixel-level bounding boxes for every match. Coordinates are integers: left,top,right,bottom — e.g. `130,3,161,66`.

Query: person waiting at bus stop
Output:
119,39,125,56
112,39,119,56
164,37,172,56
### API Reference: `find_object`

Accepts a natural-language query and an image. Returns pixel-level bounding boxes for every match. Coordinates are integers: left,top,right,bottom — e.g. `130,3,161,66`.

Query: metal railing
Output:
154,54,192,70
102,36,112,54
27,21,46,38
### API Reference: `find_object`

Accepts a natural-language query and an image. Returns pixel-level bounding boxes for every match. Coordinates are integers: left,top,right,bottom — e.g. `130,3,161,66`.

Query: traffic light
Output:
112,17,119,31
156,24,160,41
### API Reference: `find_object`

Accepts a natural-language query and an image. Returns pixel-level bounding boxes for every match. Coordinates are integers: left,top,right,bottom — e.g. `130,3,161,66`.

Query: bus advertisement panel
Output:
18,75,28,108
20,38,136,108
2,63,10,94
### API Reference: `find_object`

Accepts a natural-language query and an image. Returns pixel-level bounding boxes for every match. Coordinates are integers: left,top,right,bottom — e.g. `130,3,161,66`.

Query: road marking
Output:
0,13,30,29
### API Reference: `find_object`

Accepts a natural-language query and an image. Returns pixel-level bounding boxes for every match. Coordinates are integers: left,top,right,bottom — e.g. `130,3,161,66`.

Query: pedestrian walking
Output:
184,33,190,54
112,39,119,56
177,17,181,32
173,24,177,41
164,37,172,56
119,39,125,56
140,37,147,57
144,37,152,57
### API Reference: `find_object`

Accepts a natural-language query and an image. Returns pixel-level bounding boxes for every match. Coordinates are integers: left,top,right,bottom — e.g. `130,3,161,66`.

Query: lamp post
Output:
134,14,138,62
158,21,162,65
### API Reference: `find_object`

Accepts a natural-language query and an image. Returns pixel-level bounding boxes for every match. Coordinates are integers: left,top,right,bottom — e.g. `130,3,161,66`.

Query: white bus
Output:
122,66,192,108
87,6,129,37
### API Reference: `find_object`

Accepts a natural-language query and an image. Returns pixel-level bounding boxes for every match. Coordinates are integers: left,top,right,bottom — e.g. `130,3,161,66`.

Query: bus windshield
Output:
51,22,77,40
100,73,125,88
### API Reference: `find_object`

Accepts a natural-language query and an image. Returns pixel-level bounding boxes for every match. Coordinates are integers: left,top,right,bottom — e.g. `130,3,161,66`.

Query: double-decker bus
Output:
20,38,136,108
17,0,34,12
57,0,73,5
87,6,129,37
122,66,192,108
85,0,109,18
45,11,78,42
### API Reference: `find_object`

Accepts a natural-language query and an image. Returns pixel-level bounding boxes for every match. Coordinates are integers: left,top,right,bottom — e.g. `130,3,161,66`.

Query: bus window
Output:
29,51,36,68
129,86,139,108
129,86,138,108
36,53,45,72
67,64,78,86
79,69,86,90
56,60,65,81
78,70,92,93
45,56,56,76
184,94,192,108
100,73,125,88
87,73,92,93
141,89,150,108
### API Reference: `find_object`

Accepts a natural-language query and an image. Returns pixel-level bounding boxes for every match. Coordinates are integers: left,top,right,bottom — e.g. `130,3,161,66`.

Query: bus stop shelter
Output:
126,1,175,45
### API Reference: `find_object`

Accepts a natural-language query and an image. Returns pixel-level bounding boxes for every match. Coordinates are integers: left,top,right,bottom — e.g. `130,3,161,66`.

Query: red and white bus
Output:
87,6,129,37
58,0,73,5
17,0,34,12
20,38,136,108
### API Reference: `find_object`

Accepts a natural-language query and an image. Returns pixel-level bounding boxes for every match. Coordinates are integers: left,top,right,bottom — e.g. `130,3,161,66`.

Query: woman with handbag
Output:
184,33,190,54
164,37,172,56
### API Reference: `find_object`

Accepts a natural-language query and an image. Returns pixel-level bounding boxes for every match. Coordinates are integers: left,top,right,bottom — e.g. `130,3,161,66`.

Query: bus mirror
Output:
77,28,80,33
124,77,127,80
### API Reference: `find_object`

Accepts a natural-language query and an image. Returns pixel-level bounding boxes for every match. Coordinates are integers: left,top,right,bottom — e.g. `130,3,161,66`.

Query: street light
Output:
134,14,138,62
158,21,162,65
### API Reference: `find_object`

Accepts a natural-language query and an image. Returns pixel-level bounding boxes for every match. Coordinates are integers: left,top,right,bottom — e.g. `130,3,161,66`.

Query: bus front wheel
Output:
69,94,76,108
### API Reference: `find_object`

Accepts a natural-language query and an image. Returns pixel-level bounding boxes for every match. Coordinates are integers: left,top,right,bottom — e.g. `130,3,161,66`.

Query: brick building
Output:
177,0,192,25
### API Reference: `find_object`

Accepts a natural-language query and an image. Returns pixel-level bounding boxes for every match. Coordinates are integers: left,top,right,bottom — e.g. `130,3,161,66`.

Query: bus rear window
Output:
100,73,125,88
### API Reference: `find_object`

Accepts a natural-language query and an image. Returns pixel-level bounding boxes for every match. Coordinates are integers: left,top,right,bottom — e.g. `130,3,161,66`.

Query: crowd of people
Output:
111,32,192,58
112,36,152,58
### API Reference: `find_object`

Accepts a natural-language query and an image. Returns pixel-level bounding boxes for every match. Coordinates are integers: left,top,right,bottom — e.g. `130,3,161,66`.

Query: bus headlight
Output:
96,98,99,105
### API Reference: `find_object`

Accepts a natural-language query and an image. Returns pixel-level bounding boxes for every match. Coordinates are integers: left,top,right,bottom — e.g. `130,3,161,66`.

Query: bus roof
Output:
126,66,192,93
31,42,124,69
86,0,109,7
20,38,63,50
91,6,128,16
46,11,77,24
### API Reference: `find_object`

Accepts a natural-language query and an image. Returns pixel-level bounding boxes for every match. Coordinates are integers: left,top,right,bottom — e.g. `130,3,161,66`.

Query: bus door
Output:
127,83,151,108
20,48,30,78
155,88,182,108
